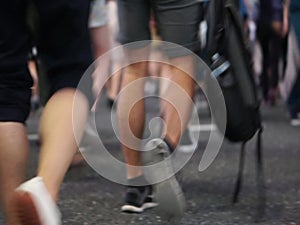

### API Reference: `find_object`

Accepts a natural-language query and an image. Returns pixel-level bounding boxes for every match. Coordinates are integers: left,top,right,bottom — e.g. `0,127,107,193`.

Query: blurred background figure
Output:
256,0,289,105
106,0,123,108
286,0,300,125
72,0,123,167
71,0,112,167
89,0,111,109
28,47,40,112
89,0,122,109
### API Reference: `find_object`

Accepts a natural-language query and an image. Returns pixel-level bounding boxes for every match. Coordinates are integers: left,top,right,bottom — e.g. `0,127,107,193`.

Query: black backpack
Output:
205,0,265,216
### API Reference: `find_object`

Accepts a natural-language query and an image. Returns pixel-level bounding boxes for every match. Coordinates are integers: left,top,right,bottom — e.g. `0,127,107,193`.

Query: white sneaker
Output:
291,118,300,126
13,177,61,225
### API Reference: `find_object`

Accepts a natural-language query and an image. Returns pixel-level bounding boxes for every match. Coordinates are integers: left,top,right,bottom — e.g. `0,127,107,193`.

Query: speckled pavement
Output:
0,101,299,225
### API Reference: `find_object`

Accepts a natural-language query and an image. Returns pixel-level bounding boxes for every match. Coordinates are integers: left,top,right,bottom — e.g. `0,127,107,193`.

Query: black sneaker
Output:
121,185,158,213
141,185,158,210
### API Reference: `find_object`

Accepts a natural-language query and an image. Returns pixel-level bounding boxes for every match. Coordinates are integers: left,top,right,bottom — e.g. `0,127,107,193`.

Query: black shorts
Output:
0,0,93,123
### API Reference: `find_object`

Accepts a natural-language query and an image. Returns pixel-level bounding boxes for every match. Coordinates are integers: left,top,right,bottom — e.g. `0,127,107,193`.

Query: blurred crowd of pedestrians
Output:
0,0,299,224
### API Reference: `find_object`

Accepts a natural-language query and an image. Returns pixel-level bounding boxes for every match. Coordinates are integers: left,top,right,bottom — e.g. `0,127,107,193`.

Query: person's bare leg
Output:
90,25,111,110
119,54,195,178
160,56,195,147
117,47,149,179
107,62,123,101
37,88,89,201
28,60,39,103
90,25,111,60
0,123,29,225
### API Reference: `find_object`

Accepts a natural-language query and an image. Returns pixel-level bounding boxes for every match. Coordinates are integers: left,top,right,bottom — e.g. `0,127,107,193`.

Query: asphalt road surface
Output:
0,98,299,225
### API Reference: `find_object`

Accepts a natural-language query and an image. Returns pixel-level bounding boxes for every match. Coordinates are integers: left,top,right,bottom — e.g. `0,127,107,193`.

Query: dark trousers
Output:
289,2,300,111
287,71,300,111
257,24,284,101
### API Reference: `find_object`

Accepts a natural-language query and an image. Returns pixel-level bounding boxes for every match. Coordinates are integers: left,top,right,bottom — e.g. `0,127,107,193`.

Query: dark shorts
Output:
0,0,93,123
117,0,202,58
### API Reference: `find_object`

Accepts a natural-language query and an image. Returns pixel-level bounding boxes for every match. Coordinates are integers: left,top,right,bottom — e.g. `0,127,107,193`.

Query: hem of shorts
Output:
117,37,200,55
89,20,108,29
117,35,152,46
163,40,201,58
0,112,28,124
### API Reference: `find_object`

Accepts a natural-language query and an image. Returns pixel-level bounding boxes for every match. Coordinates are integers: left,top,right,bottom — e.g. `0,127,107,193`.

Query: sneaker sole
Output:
144,139,186,218
121,202,158,213
13,192,42,225
121,205,143,213
142,202,159,210
155,169,186,218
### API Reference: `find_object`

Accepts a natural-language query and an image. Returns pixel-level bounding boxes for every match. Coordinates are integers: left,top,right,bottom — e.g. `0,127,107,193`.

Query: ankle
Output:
163,137,176,152
127,175,149,187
